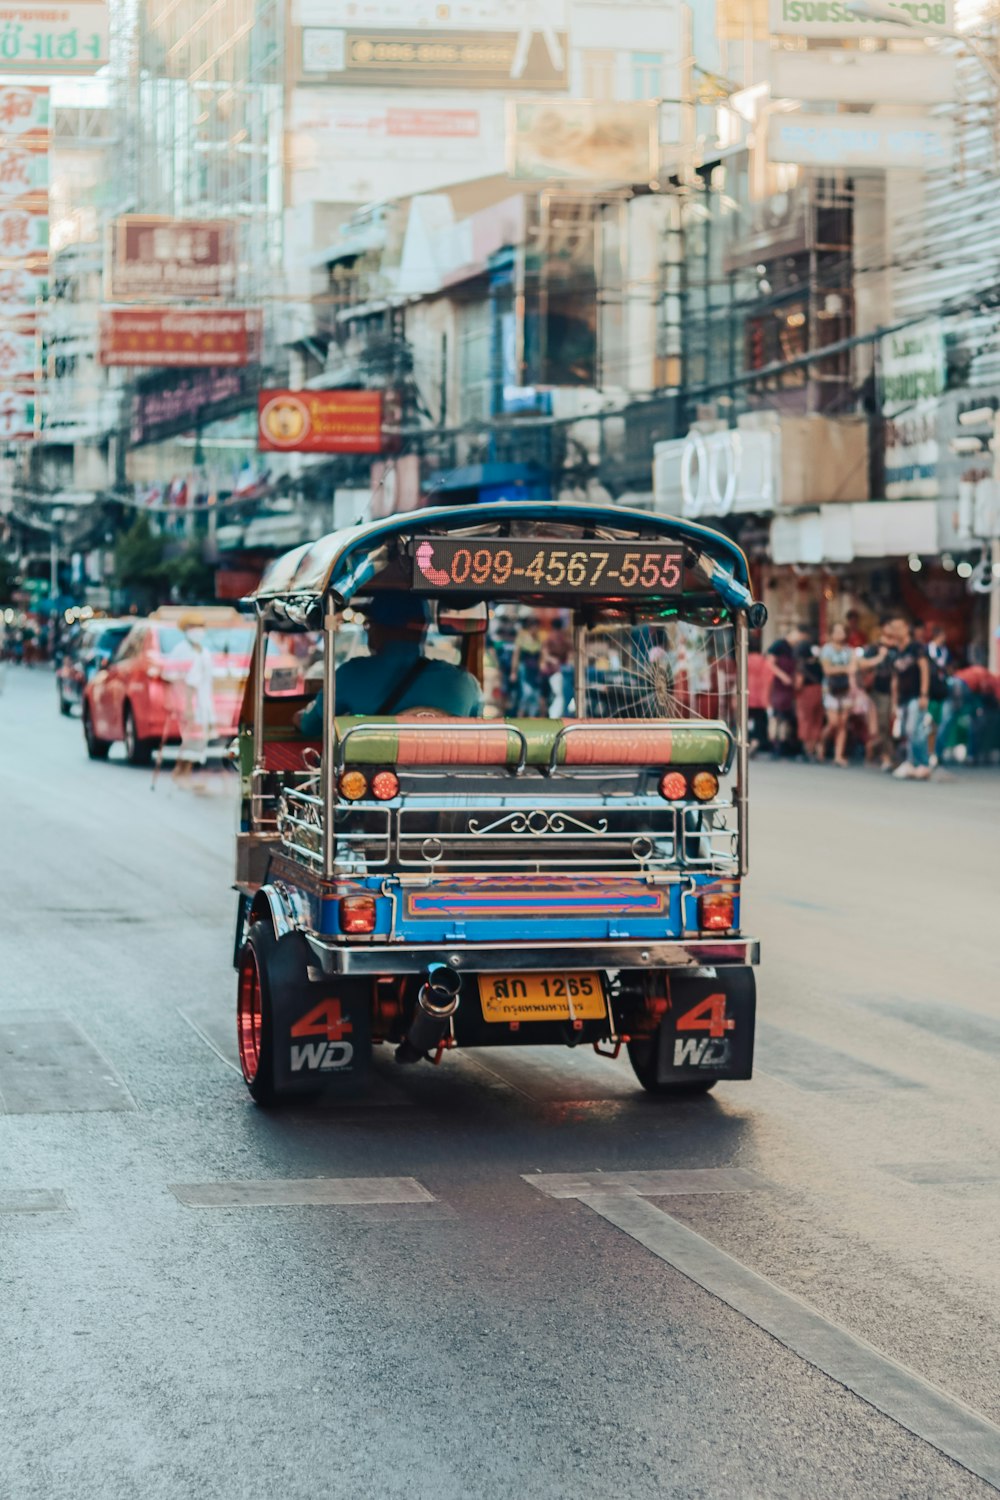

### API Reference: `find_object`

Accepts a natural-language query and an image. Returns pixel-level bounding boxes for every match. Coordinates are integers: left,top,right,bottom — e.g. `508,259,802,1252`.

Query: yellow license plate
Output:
478,972,606,1023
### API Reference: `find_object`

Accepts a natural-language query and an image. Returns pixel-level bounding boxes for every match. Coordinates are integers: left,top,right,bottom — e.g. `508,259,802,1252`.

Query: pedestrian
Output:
511,612,544,717
859,617,898,769
541,614,573,716
747,642,772,755
794,627,825,762
165,610,216,790
819,621,855,767
890,615,932,780
766,628,798,756
844,608,869,649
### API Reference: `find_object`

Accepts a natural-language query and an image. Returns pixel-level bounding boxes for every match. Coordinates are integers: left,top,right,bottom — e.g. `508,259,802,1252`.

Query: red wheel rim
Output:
237,949,262,1083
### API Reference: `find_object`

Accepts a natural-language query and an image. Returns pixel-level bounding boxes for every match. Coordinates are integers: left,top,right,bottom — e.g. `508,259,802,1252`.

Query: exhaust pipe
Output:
395,964,462,1065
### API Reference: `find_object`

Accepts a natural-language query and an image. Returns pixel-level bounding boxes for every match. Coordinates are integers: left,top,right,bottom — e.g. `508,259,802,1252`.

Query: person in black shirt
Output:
860,617,898,768
890,615,931,779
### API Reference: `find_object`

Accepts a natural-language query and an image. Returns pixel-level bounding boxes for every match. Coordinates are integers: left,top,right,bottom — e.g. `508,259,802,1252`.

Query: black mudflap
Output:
655,969,756,1084
269,934,372,1100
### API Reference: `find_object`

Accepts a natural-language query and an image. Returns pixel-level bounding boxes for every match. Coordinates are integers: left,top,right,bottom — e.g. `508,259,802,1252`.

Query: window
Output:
631,51,663,100
582,48,616,101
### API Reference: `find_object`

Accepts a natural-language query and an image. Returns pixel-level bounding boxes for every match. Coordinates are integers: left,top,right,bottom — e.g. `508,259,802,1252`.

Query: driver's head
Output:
364,595,430,653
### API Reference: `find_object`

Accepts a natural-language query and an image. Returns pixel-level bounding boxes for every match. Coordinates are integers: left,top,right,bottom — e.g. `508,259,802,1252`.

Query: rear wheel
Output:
123,703,155,766
237,924,276,1104
83,705,111,760
626,1035,716,1096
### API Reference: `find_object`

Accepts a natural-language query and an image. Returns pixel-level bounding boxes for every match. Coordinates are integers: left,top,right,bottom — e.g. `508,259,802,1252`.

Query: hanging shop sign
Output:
130,367,259,446
0,144,49,202
881,321,946,500
769,49,955,106
768,112,952,170
0,3,109,73
0,389,36,438
297,25,568,88
98,308,261,368
507,100,659,184
108,217,238,301
258,389,384,454
769,0,953,38
0,87,51,140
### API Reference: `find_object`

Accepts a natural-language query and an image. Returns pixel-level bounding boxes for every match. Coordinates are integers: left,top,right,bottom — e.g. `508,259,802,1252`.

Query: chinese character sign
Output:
109,217,238,300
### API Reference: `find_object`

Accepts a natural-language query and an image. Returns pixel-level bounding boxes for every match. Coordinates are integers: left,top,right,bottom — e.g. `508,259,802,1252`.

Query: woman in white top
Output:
819,621,856,768
167,611,215,785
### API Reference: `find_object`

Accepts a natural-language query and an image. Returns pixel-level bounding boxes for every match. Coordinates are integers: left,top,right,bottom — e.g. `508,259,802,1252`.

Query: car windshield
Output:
156,626,254,655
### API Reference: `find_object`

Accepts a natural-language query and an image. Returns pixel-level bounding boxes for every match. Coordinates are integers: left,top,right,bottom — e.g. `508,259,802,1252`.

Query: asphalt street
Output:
2,664,999,1500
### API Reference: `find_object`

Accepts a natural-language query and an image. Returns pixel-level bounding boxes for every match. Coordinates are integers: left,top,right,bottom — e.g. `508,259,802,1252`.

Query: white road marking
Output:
0,1015,136,1114
534,1179,1000,1492
525,1168,766,1198
169,1176,436,1208
0,1189,68,1213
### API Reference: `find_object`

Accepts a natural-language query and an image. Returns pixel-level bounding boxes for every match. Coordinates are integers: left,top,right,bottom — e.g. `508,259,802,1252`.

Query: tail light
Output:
691,770,719,802
371,769,399,801
659,770,688,801
699,893,734,932
340,895,377,934
338,770,368,801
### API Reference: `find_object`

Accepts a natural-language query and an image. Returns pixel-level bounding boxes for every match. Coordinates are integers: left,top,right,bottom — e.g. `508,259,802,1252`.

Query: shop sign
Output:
770,48,955,106
654,427,777,517
0,3,108,73
98,308,260,368
881,320,945,414
507,100,659,184
130,368,258,446
767,113,952,170
0,87,51,139
769,0,952,38
881,321,947,500
258,389,383,455
0,388,36,438
294,0,567,24
0,207,48,261
108,217,238,301
297,26,568,88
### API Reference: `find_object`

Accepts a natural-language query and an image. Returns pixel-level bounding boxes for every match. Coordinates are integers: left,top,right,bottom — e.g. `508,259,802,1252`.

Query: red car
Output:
83,607,254,764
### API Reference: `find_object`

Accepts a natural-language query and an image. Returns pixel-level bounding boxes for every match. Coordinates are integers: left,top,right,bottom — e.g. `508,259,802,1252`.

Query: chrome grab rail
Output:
336,720,529,775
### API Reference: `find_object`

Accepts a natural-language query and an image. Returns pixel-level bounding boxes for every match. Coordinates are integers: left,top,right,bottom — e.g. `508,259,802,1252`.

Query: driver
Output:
295,594,480,735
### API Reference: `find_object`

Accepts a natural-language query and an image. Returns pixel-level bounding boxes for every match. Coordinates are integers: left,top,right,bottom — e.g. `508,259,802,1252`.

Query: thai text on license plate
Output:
478,972,605,1023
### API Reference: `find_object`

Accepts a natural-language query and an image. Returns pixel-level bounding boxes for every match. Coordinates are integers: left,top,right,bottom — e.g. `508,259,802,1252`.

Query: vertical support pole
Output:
251,613,266,828
322,597,338,879
991,413,1000,677
735,612,749,877
573,618,587,719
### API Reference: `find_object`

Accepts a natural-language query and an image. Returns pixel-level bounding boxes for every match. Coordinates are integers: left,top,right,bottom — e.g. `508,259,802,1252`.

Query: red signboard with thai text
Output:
98,308,259,367
257,388,383,454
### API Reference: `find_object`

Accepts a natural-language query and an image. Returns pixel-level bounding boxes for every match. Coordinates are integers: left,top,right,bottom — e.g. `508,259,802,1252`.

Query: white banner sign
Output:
768,112,952,169
769,0,953,37
294,0,566,25
770,48,955,104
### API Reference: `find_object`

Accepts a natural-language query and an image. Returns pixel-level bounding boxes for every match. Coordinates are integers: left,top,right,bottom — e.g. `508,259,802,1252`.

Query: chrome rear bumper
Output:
306,937,760,977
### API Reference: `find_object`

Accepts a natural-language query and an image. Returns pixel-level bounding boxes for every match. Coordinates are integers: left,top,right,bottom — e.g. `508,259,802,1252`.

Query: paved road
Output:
2,665,999,1500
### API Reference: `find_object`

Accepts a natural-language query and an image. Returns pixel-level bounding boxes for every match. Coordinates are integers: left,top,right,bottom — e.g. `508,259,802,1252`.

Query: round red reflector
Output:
371,769,400,801
660,771,687,801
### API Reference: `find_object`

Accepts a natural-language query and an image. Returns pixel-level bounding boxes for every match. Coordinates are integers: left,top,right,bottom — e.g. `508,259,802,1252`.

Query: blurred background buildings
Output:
3,0,1000,662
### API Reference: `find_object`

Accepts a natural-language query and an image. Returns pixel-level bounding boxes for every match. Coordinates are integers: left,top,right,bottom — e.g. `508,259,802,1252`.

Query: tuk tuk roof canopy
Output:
249,501,754,614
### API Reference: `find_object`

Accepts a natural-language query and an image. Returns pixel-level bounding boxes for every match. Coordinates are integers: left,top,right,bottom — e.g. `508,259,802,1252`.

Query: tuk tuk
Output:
234,501,765,1105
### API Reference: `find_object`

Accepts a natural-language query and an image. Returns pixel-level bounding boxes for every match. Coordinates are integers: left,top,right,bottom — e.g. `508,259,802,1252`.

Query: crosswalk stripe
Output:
169,1176,436,1208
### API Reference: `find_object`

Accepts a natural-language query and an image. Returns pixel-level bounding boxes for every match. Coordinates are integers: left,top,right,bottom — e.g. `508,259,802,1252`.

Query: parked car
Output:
56,619,133,716
82,606,255,764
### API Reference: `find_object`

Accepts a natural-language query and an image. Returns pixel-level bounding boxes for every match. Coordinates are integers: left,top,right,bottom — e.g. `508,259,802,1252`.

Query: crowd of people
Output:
749,612,1000,779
